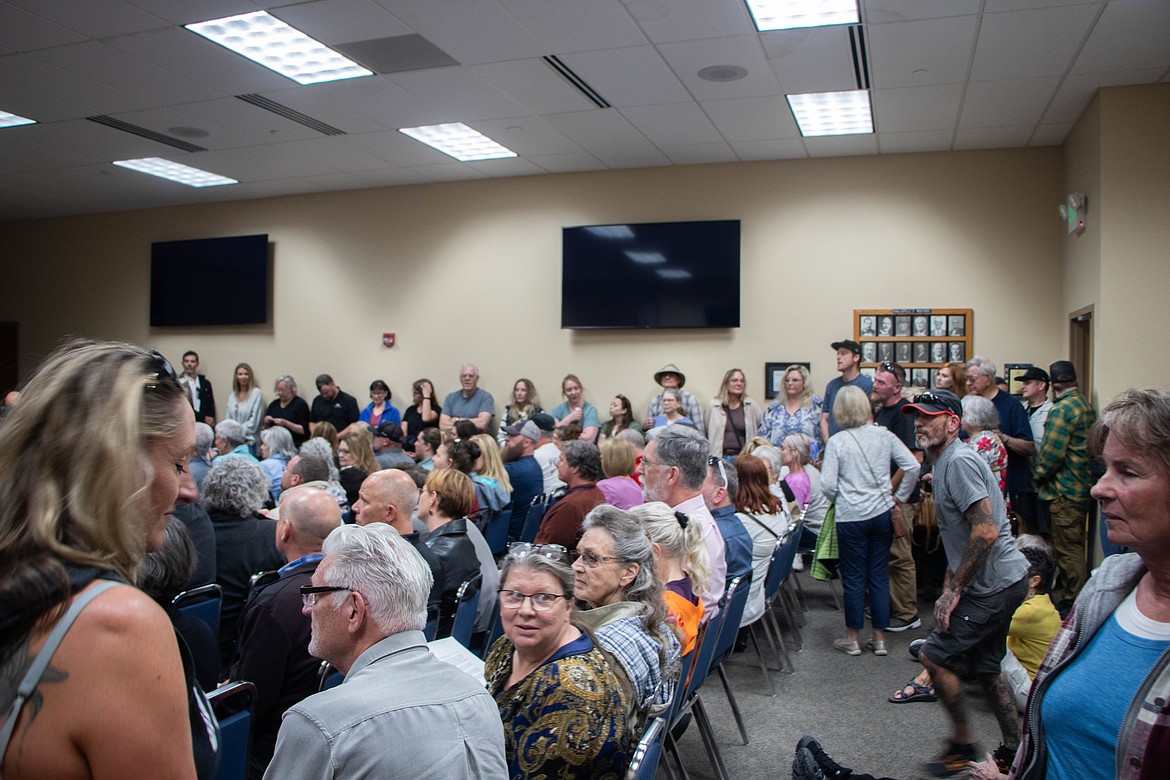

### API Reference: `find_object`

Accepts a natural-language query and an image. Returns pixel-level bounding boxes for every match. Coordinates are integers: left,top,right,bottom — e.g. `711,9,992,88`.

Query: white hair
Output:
321,523,432,634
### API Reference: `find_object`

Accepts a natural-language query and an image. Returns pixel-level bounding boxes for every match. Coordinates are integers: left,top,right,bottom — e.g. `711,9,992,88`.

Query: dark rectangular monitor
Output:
150,234,269,327
562,220,740,329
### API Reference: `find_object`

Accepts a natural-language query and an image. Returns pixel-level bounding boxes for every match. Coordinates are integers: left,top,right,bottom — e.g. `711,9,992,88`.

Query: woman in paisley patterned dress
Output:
484,549,631,780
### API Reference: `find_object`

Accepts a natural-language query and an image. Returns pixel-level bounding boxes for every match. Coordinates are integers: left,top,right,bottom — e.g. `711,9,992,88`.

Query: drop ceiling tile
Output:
260,77,434,131
702,96,801,142
625,0,755,43
29,41,222,105
542,108,648,151
0,126,99,172
873,83,963,132
495,0,646,52
659,142,738,165
1042,68,1165,123
526,151,606,173
468,116,585,156
971,5,1100,82
270,0,412,46
341,129,457,166
984,0,1103,11
762,26,859,93
374,0,544,65
350,166,432,187
558,46,691,108
619,102,723,146
466,156,547,178
960,77,1060,127
1029,123,1072,146
954,125,1034,149
729,138,808,160
0,3,87,52
406,161,489,182
471,59,597,114
656,35,783,100
6,0,168,38
126,1,260,26
868,15,979,88
387,67,531,121
590,146,670,169
0,78,88,123
24,117,189,161
302,171,378,190
865,0,983,23
1072,0,1170,73
803,134,880,157
877,129,954,153
0,53,152,117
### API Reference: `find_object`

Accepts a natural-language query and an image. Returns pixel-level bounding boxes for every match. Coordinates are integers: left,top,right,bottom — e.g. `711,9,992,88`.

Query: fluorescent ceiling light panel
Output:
0,110,37,128
625,251,666,265
398,123,517,162
657,269,692,280
113,157,238,187
585,226,635,239
787,90,873,136
185,11,373,86
745,0,859,32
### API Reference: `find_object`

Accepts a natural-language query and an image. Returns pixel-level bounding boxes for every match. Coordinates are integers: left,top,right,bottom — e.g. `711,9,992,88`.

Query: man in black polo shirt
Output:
309,373,360,435
871,362,923,632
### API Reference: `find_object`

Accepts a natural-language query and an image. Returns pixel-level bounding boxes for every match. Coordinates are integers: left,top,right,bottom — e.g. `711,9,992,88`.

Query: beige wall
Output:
1,146,1066,417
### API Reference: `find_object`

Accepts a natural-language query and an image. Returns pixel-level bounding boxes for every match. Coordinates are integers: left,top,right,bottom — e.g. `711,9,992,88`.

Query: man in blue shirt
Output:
964,357,1035,529
701,456,753,584
820,339,874,444
501,419,545,542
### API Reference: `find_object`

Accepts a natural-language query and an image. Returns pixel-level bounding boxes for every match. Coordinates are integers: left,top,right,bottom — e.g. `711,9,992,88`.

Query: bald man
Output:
353,469,443,624
231,488,340,775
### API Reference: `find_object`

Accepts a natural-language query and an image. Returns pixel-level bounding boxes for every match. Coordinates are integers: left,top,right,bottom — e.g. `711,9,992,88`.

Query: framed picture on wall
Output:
948,314,966,336
929,368,940,388
895,315,912,336
913,342,929,363
895,342,911,362
859,315,876,336
932,342,948,363
861,342,877,363
930,315,947,336
912,315,929,337
948,342,966,362
877,315,894,337
764,361,810,399
911,368,929,388
878,342,894,363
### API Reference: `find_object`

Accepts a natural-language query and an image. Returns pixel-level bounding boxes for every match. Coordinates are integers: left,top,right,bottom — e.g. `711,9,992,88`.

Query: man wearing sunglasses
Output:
266,523,507,779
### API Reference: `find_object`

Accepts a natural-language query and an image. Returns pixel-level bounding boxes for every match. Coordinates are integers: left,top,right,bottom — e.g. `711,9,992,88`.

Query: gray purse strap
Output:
0,579,123,768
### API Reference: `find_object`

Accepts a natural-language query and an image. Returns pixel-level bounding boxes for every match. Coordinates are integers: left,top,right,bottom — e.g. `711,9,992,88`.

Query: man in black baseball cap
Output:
1019,367,1053,529
820,339,872,443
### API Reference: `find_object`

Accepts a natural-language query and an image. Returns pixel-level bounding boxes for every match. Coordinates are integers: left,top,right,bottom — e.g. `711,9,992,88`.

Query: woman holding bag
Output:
821,386,919,657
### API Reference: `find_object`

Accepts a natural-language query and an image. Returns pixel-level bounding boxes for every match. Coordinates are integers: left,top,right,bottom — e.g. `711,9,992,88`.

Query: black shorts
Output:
921,576,1028,675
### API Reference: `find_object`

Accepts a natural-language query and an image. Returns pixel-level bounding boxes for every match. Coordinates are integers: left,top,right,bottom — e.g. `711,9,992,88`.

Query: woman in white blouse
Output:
225,362,264,452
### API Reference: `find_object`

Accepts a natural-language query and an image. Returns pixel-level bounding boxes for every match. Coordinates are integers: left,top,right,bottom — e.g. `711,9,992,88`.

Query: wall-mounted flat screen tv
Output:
150,234,269,327
562,220,740,329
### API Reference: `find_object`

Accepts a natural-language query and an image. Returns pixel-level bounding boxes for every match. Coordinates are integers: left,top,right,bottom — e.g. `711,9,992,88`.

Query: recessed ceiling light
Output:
113,157,238,187
185,11,373,86
745,0,859,32
787,90,873,137
398,123,517,162
0,110,36,128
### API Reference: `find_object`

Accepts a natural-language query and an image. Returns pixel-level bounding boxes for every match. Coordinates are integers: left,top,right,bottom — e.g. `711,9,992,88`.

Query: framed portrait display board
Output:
855,308,973,389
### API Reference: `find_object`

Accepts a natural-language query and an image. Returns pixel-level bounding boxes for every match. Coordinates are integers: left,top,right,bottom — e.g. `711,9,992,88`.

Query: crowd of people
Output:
1,338,1165,780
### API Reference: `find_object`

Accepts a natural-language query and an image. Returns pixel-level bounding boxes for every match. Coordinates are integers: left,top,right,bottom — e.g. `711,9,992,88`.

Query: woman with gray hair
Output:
259,426,297,501
571,505,681,725
962,394,1007,498
484,547,631,779
299,436,350,508
650,387,695,429
821,385,919,657
202,456,284,673
781,432,831,537
264,374,311,447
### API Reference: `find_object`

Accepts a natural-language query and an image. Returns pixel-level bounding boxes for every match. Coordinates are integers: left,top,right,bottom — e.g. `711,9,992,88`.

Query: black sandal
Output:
889,678,937,703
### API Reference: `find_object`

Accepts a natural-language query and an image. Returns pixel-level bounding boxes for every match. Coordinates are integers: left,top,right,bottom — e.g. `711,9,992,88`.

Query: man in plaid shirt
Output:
1033,360,1096,608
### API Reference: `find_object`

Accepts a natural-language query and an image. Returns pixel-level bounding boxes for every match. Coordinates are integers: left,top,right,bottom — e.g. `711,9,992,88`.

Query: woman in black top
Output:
264,374,311,447
402,378,441,451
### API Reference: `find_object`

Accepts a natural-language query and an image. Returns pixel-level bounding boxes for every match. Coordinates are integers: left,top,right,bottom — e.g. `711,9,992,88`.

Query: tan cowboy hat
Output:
653,363,686,388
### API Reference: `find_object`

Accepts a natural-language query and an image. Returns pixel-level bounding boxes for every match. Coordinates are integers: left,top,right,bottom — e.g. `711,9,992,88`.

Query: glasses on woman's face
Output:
506,542,569,563
570,549,624,568
300,585,353,607
498,590,569,611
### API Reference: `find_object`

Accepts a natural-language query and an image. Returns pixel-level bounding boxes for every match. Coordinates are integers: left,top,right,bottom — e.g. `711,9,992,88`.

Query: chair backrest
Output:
485,507,512,556
710,571,752,667
519,491,556,542
246,570,280,599
624,717,667,780
477,596,504,659
763,521,803,601
316,659,344,692
172,582,222,636
423,616,438,642
679,575,743,705
207,680,255,780
450,573,483,649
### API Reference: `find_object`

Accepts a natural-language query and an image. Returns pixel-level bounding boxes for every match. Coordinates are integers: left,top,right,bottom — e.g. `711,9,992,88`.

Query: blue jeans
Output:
836,510,893,631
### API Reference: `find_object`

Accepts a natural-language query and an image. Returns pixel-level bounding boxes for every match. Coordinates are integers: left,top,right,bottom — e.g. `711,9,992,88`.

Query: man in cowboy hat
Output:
643,363,705,434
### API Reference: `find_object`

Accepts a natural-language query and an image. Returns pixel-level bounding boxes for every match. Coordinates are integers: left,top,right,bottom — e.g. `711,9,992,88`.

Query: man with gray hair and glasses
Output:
265,522,506,779
639,425,727,615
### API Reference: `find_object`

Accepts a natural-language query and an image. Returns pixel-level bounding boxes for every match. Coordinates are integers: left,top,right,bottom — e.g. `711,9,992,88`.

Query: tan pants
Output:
889,502,919,621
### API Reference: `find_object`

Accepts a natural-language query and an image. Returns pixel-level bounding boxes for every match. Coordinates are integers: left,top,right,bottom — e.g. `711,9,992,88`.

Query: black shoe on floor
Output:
923,741,977,777
793,746,827,780
796,735,852,779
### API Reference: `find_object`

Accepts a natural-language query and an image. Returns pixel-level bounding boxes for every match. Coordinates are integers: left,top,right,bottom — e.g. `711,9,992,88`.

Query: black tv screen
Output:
562,220,740,329
150,234,269,327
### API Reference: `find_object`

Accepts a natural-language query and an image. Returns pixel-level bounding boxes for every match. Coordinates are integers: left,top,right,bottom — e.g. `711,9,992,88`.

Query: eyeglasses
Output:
707,455,728,487
300,585,354,607
571,549,626,568
498,590,570,611
506,542,569,563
